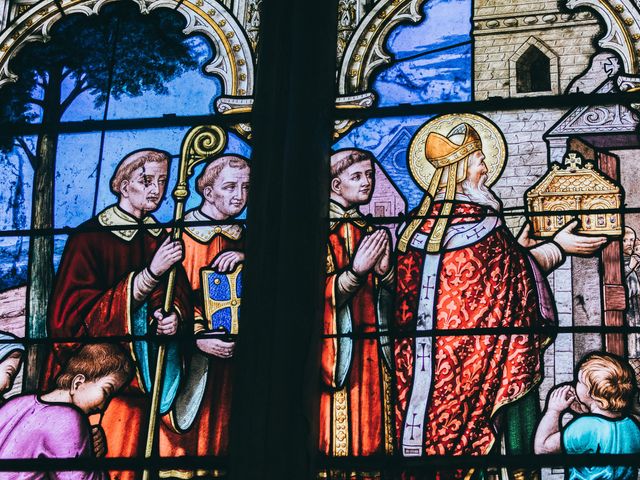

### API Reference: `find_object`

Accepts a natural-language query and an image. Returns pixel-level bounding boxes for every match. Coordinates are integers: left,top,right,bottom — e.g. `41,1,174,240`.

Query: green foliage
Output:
0,1,199,152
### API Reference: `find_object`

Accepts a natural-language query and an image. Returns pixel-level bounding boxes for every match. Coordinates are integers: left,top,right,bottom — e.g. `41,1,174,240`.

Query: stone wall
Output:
481,105,586,480
476,0,573,17
484,108,564,231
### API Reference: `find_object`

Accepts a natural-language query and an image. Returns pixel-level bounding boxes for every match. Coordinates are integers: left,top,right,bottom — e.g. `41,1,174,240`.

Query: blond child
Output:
534,352,640,480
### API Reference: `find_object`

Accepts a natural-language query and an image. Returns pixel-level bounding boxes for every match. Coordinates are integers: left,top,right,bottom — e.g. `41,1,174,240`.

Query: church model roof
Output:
526,152,622,238
528,153,620,197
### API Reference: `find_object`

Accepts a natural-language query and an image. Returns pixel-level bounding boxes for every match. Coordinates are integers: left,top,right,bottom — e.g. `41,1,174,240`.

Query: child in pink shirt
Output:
0,343,133,480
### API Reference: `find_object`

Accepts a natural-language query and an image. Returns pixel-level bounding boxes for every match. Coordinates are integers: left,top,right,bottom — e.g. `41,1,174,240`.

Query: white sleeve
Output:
132,267,159,305
529,242,564,273
335,269,365,307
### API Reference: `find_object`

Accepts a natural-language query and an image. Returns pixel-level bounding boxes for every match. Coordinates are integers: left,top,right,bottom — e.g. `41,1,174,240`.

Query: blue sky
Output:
373,0,471,106
335,0,472,209
62,36,220,121
385,0,470,58
0,1,472,289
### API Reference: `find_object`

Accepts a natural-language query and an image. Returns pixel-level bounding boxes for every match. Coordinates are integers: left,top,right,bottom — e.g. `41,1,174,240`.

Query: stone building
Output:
474,1,640,477
473,1,600,100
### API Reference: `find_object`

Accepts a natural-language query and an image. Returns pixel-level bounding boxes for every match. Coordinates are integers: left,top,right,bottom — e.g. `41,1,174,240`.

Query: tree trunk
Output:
9,153,25,272
24,66,62,391
14,153,26,255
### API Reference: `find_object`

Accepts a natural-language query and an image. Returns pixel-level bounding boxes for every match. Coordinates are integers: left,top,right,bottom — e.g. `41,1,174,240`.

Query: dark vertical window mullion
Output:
229,1,338,479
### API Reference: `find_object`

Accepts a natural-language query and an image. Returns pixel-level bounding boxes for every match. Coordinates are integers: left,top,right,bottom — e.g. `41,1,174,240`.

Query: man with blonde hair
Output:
44,148,192,479
160,154,249,476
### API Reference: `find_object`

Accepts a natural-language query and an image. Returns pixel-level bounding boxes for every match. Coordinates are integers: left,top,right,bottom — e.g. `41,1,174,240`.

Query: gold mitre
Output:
397,123,483,254
425,123,482,169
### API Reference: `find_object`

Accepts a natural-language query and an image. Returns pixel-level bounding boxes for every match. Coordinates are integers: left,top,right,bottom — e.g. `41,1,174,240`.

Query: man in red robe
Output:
43,149,192,480
320,149,395,459
160,155,249,478
394,122,606,475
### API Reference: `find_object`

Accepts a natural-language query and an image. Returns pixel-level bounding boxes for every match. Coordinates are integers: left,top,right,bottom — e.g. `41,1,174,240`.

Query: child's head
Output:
576,352,637,413
56,343,134,414
0,351,22,396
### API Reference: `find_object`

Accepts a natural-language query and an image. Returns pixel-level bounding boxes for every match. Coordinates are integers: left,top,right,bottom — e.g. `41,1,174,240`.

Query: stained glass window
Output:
0,0,257,477
321,0,640,478
2,0,640,479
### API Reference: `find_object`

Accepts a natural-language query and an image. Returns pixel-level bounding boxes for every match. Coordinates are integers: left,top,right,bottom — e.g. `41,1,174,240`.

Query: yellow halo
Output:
408,113,507,191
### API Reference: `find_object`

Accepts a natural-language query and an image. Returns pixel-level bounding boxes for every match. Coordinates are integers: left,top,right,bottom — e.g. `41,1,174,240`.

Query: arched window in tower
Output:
516,45,552,93
508,36,559,97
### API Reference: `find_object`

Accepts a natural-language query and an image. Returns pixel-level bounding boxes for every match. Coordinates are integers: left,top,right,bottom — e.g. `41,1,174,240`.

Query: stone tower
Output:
473,0,601,100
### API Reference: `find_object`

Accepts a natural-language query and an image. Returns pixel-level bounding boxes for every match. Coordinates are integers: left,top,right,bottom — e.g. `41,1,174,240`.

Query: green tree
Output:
0,2,198,388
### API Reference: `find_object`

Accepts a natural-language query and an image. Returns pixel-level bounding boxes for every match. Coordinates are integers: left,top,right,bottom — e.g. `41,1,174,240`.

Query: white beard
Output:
461,175,502,212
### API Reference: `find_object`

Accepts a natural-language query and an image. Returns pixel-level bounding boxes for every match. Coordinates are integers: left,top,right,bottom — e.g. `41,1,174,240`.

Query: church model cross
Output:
565,152,583,171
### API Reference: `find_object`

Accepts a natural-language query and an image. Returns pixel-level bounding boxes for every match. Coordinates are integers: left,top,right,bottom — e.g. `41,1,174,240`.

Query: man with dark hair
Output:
43,149,192,478
160,154,249,475
319,148,395,457
0,344,134,479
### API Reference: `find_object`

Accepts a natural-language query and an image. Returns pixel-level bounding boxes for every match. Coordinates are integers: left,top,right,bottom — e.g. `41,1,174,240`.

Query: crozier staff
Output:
43,149,192,480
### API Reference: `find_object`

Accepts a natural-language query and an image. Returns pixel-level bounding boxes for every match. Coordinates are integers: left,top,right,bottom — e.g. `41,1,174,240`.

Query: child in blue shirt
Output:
535,352,640,480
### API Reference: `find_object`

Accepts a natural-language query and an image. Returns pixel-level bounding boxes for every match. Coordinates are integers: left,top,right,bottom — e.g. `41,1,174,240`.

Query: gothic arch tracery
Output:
0,0,255,97
337,0,427,96
564,0,640,74
333,0,428,138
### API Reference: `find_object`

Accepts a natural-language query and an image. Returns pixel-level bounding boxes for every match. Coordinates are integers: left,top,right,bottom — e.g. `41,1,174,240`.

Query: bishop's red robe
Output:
320,203,394,458
42,206,192,480
395,201,555,464
159,210,243,477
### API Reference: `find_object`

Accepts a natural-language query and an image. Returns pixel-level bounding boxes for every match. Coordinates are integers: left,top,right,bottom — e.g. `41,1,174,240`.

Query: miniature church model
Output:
526,152,623,238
